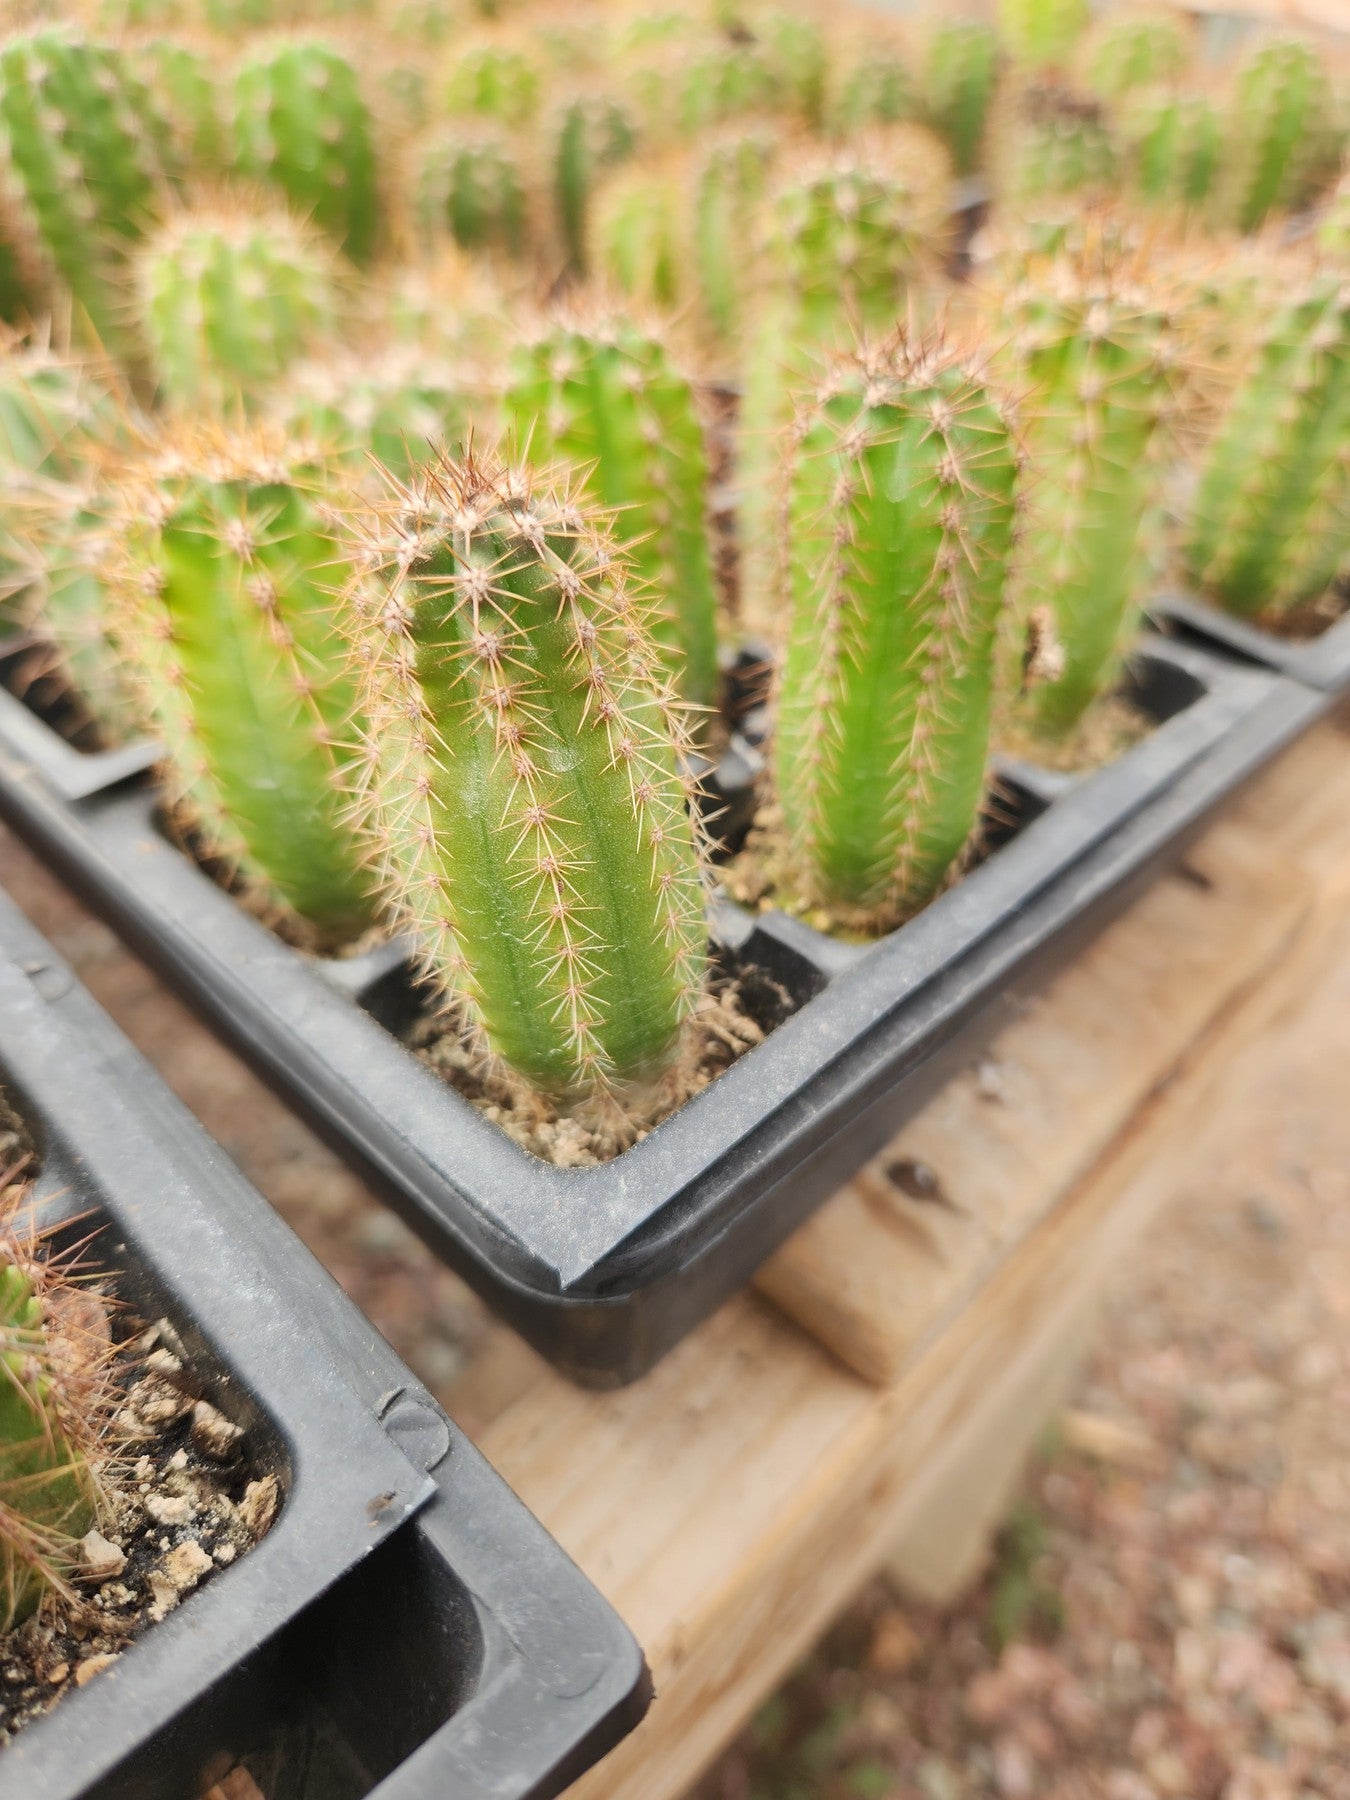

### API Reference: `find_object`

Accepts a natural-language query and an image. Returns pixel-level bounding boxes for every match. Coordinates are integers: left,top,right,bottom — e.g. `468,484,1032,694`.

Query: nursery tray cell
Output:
1155,589,1350,695
0,892,648,1799
0,630,1328,1387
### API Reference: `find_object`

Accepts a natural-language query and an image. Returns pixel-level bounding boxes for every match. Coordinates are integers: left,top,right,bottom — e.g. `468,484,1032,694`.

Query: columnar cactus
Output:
1000,87,1117,206
272,344,473,481
505,316,719,713
1002,241,1180,733
137,38,224,175
442,40,540,129
826,35,917,138
551,91,638,272
589,163,686,314
350,449,706,1098
748,8,827,131
112,429,378,935
1078,9,1191,102
1119,87,1222,213
1183,271,1350,618
692,123,777,348
998,0,1088,72
1219,37,1339,234
0,1249,102,1631
232,39,381,265
0,28,174,351
415,127,530,260
136,208,339,415
923,20,1000,178
773,335,1018,920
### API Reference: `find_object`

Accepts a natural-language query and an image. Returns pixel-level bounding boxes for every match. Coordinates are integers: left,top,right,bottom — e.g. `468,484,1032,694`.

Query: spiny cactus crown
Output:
349,448,707,1098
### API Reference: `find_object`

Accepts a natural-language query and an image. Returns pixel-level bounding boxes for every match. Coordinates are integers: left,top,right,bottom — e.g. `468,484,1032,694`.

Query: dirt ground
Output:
2,817,1349,1799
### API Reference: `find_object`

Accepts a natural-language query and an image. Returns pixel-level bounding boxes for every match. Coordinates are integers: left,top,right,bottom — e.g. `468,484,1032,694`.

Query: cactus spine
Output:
1004,243,1179,733
505,316,718,714
1220,38,1339,234
551,92,638,273
923,20,1000,178
0,29,173,351
415,128,530,260
113,429,377,935
998,0,1089,72
352,449,706,1097
136,208,339,415
773,336,1018,920
1183,271,1350,618
232,40,381,265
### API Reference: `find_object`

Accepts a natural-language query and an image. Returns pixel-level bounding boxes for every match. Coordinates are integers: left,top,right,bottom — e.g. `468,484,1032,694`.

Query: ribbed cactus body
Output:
415,128,529,260
998,0,1088,71
1183,273,1350,618
505,319,718,712
552,92,637,272
1006,251,1178,733
1002,88,1117,205
590,164,685,313
923,21,1000,177
136,210,338,415
232,40,380,265
826,40,917,137
774,339,1018,918
139,39,224,174
274,346,472,481
0,29,173,350
443,41,539,128
1121,87,1222,211
115,434,376,934
1221,38,1338,234
693,124,777,348
1079,10,1191,101
353,451,706,1097
0,1257,98,1631
749,9,826,130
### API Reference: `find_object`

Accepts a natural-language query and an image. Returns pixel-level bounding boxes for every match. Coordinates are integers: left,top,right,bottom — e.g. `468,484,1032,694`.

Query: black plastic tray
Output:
1156,589,1350,694
0,891,649,1799
0,630,1328,1387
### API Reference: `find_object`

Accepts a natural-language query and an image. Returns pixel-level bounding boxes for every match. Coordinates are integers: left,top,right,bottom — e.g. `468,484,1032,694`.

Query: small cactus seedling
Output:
442,40,540,129
589,163,687,315
0,28,174,352
772,334,1019,921
999,86,1117,207
272,344,474,482
1219,37,1339,234
350,448,707,1098
0,1240,104,1632
923,20,1000,178
1183,270,1350,618
232,39,381,265
551,91,639,273
998,0,1089,72
415,127,531,261
112,427,378,936
505,314,719,713
1077,8,1191,102
135,208,340,416
1000,238,1180,733
1119,86,1223,213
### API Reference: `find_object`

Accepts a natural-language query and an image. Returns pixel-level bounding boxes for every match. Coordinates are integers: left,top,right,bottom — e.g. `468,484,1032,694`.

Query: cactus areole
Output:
353,451,707,1099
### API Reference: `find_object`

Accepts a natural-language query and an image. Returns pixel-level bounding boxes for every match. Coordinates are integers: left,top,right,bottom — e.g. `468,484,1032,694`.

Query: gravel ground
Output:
3,818,1349,1798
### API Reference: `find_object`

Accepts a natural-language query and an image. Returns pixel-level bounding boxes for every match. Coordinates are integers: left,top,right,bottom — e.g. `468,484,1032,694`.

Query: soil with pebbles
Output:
0,1312,277,1741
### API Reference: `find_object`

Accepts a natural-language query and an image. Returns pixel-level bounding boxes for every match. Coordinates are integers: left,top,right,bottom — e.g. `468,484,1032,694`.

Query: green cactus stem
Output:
998,0,1089,72
826,33,917,138
1002,240,1180,734
1078,9,1191,102
136,38,224,175
113,428,378,936
0,1253,101,1632
589,162,686,314
136,208,339,416
1219,37,1339,234
691,122,778,349
1183,271,1350,619
1000,85,1117,207
272,344,474,482
415,126,530,261
745,8,827,130
505,314,718,714
232,39,381,265
442,40,540,129
773,334,1019,921
0,28,174,352
551,91,638,273
351,448,706,1098
923,20,1000,178
1119,86,1223,212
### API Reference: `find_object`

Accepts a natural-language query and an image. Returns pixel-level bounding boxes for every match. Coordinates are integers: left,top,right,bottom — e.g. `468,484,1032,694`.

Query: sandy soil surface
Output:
3,817,1349,1798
